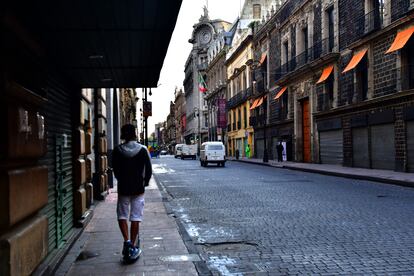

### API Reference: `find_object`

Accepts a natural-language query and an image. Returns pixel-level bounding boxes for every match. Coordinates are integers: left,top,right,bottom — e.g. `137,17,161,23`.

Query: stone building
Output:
205,27,233,142
251,0,414,171
166,101,176,150
226,0,275,158
174,88,186,144
183,7,231,147
119,88,138,128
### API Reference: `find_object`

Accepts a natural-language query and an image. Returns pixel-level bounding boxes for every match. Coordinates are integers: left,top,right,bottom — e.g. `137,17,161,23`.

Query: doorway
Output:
302,99,311,162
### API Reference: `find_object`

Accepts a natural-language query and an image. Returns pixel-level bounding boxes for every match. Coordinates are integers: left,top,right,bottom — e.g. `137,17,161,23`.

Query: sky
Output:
142,0,241,135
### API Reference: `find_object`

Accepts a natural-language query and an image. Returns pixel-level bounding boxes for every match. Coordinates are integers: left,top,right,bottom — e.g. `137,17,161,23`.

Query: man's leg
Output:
118,220,129,241
130,221,140,246
130,194,145,248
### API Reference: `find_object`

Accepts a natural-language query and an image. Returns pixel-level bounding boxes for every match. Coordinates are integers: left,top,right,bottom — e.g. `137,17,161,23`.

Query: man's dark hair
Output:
121,124,137,141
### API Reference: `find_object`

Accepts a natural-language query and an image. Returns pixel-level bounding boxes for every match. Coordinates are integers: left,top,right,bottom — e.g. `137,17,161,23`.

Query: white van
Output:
174,144,185,158
181,144,197,160
200,142,226,167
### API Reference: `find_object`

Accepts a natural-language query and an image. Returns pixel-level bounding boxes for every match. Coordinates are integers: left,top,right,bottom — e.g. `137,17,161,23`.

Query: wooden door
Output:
302,99,311,162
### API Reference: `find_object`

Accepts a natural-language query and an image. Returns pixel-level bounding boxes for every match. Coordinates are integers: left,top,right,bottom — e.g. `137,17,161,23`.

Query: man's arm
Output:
112,147,120,179
142,147,152,186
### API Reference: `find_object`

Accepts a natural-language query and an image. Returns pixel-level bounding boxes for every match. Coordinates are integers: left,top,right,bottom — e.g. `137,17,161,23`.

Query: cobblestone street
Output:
154,156,414,275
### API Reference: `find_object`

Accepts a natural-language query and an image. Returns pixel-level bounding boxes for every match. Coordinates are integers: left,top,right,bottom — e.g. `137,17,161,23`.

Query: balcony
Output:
355,9,382,37
226,87,253,110
275,38,337,83
198,62,208,71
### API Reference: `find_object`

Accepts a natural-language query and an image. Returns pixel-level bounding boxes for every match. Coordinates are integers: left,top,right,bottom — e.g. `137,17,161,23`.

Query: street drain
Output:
200,241,258,253
377,195,388,198
76,251,100,261
159,254,201,262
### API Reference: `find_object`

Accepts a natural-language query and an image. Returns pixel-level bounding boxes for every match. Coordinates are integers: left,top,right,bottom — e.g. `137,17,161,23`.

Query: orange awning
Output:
249,99,259,110
386,26,414,54
259,53,267,65
255,97,264,108
274,87,287,100
342,48,368,73
316,65,334,84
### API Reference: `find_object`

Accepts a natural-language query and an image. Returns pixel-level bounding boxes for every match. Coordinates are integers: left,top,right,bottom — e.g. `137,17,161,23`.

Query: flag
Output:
198,73,208,93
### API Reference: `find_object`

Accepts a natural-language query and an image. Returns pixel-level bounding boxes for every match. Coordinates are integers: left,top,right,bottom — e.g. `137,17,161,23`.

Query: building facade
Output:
183,7,231,147
206,31,231,142
226,0,275,158
250,0,414,171
174,88,186,144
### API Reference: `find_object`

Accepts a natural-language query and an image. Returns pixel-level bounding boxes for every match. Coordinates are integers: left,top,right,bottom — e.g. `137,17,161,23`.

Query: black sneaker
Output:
122,240,132,257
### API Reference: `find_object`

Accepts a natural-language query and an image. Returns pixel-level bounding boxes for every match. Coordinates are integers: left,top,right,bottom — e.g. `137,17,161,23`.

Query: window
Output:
208,145,223,150
282,41,289,71
355,55,369,101
238,108,241,129
326,7,335,51
253,4,261,19
326,74,334,108
281,91,288,119
244,106,247,128
402,35,414,90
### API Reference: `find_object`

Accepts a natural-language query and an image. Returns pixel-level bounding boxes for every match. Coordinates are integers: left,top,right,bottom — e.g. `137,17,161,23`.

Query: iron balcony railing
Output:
276,38,335,82
226,87,253,110
355,9,382,37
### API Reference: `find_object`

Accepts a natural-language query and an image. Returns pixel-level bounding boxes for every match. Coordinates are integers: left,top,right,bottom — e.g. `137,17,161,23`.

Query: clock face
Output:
198,29,212,45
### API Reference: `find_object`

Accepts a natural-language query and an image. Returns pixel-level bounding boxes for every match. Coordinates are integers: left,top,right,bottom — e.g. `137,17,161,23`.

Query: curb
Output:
230,159,414,188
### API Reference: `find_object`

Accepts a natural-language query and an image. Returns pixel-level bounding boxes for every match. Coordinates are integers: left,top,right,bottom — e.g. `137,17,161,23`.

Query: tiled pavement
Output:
56,179,198,276
228,157,414,186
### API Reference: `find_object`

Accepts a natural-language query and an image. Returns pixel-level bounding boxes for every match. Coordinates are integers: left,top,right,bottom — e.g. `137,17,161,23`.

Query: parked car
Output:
200,142,226,167
181,144,197,160
174,144,185,158
160,150,168,155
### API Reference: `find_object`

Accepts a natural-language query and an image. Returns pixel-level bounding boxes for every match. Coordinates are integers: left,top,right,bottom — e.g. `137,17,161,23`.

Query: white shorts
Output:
117,194,145,222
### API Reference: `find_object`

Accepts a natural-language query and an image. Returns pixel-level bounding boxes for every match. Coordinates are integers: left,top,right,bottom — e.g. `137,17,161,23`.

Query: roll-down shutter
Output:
371,124,395,170
255,139,264,159
319,130,343,165
40,77,74,252
406,121,414,172
352,127,369,168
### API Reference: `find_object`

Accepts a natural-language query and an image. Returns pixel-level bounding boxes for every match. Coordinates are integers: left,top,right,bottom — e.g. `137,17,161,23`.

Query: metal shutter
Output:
407,121,414,172
371,124,395,170
40,77,74,252
352,127,369,168
319,130,343,165
255,139,264,159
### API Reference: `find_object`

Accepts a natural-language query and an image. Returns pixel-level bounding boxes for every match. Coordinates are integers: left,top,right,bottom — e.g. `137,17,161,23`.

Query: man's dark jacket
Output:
112,141,152,196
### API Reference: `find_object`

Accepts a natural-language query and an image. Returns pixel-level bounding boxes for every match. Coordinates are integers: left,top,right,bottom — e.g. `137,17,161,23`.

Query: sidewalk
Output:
229,157,414,187
55,179,198,276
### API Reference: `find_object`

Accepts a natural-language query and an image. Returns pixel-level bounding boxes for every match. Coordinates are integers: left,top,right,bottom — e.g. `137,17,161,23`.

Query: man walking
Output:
112,124,152,262
276,142,284,162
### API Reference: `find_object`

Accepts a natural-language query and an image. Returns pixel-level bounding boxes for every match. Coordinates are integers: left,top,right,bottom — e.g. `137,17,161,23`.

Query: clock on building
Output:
198,28,212,45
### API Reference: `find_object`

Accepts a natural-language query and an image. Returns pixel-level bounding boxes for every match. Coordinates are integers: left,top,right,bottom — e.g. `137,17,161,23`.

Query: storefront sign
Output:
217,99,227,128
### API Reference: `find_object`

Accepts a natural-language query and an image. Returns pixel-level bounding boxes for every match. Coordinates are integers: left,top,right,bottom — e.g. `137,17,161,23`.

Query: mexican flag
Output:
198,73,208,93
